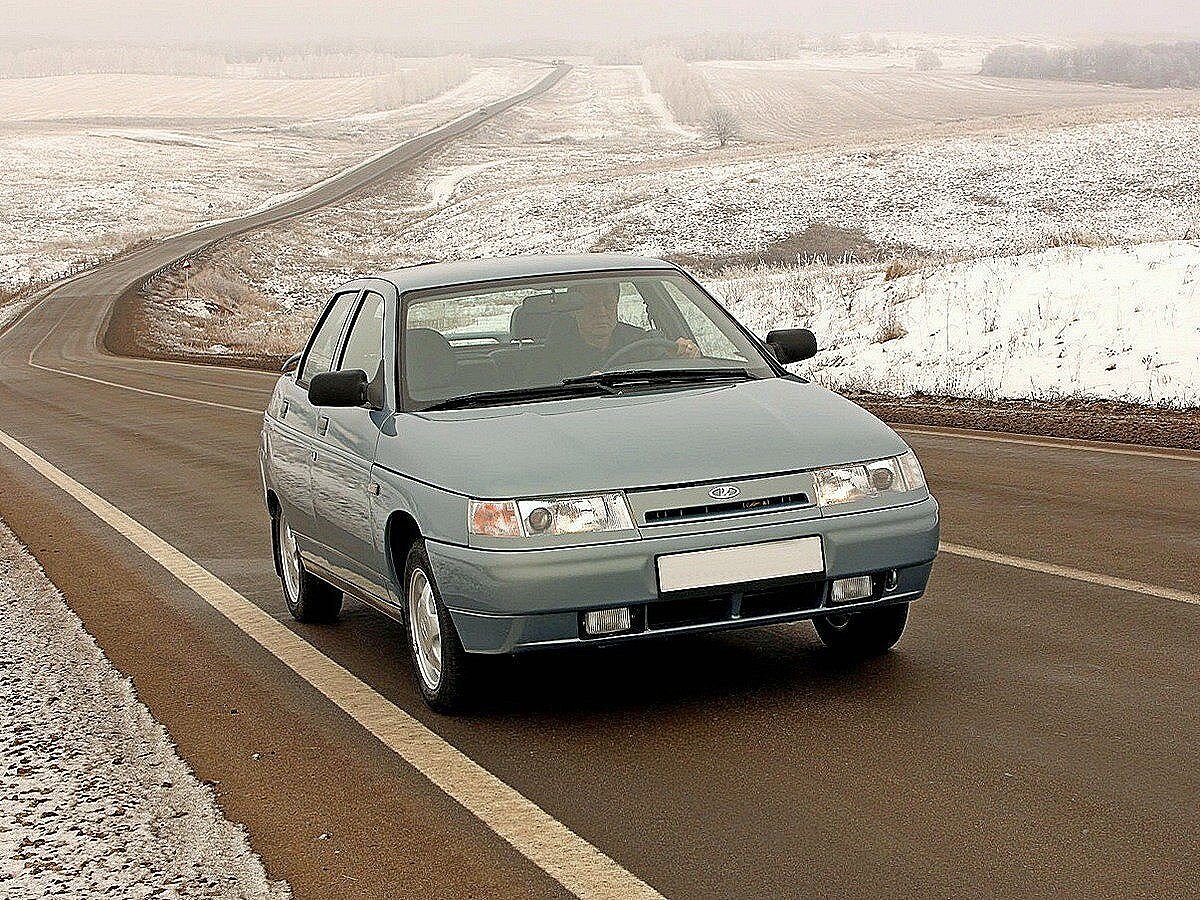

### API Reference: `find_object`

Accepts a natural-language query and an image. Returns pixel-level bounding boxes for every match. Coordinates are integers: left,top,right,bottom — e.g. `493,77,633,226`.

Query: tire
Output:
273,513,342,623
813,602,909,656
404,541,475,714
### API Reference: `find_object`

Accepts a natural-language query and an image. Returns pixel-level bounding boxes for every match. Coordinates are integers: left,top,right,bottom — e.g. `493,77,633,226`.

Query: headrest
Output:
405,328,456,396
510,292,565,340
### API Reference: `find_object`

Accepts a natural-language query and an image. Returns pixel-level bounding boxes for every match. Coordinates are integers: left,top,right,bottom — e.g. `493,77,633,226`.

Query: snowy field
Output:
699,60,1164,143
138,62,1200,407
0,520,287,898
371,113,1200,262
29,55,1197,408
139,64,701,355
719,241,1200,406
0,60,544,293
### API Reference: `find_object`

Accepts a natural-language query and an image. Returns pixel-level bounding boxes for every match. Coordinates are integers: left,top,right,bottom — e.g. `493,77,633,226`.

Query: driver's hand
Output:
674,338,701,359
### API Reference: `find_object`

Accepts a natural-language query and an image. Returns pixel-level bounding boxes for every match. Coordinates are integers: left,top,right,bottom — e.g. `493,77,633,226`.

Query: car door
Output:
282,289,361,553
310,288,392,600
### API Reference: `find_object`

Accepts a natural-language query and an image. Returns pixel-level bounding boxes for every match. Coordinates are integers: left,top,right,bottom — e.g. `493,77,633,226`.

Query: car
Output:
259,254,939,712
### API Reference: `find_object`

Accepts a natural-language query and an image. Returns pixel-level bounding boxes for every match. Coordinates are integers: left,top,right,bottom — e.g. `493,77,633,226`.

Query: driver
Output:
543,281,699,380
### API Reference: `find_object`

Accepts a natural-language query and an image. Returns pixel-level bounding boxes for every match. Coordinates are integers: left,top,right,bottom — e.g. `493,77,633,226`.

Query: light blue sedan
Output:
260,254,939,712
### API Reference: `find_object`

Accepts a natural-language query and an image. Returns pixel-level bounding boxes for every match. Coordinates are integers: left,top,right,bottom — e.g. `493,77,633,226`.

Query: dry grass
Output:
884,257,922,281
1044,229,1110,249
670,222,902,271
873,302,908,343
147,247,319,357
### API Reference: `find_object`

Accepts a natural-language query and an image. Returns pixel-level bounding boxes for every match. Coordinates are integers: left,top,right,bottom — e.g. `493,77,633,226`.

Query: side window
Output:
617,282,651,329
299,291,358,384
662,282,745,361
339,291,385,378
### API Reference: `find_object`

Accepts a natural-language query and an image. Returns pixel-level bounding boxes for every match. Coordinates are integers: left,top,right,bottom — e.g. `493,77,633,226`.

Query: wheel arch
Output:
384,508,422,591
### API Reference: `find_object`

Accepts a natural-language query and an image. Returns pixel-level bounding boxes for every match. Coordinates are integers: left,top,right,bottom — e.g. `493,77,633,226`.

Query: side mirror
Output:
309,369,368,407
765,328,817,364
282,352,302,375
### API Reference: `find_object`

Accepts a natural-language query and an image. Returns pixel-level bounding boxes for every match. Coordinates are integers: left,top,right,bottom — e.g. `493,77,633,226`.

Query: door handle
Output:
280,399,290,416
317,415,329,436
310,450,318,462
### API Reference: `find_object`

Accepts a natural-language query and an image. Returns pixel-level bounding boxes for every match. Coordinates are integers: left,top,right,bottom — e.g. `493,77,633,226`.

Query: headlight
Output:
468,494,634,537
812,450,926,508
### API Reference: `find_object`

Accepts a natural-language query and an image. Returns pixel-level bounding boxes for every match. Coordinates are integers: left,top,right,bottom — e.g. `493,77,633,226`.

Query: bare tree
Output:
703,105,742,148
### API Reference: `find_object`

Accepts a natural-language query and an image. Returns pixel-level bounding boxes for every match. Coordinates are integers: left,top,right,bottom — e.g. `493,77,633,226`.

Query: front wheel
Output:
813,603,909,656
274,513,342,623
404,541,475,714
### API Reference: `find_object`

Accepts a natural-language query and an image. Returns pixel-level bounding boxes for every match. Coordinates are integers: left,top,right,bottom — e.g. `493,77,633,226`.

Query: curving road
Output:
1,63,1198,899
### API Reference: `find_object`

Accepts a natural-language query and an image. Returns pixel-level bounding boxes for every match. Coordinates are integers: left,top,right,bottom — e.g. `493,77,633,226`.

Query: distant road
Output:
1,59,1198,900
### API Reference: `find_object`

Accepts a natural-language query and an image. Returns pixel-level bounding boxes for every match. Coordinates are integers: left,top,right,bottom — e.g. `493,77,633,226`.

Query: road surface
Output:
0,65,1197,900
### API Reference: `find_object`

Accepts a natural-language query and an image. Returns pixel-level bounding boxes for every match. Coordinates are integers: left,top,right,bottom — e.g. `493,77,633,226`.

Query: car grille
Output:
628,471,818,527
643,492,808,524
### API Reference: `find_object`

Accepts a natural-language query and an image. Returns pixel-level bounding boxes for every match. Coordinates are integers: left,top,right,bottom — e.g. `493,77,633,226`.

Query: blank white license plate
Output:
656,536,825,593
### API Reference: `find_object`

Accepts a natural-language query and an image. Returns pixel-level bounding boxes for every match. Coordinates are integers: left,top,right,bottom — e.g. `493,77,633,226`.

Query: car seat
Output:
405,328,458,398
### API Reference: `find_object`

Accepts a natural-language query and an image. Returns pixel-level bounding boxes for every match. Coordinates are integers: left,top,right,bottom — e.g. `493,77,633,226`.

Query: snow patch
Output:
427,160,504,206
0,520,289,899
635,66,702,140
716,241,1200,406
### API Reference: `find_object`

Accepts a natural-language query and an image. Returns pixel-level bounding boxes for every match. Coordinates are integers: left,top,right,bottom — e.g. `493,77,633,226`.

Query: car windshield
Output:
402,270,775,409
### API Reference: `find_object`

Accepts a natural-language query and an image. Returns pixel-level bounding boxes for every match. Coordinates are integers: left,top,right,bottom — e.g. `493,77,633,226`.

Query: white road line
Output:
0,426,662,900
27,359,263,415
939,542,1200,607
898,425,1200,463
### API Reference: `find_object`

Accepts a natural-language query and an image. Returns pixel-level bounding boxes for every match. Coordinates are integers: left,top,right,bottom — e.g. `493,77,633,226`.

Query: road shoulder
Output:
0,516,288,899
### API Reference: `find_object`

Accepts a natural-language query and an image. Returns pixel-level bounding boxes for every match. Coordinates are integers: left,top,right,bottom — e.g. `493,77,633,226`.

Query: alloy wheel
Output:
408,567,442,691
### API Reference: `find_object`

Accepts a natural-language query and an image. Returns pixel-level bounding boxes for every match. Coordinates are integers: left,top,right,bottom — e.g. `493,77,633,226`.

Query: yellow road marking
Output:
0,426,663,900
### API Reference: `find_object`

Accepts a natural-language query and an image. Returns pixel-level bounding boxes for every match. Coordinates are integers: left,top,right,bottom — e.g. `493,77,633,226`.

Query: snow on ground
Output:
716,241,1200,405
167,64,701,307
386,114,1200,262
633,66,702,140
425,160,506,207
0,61,544,293
0,60,539,121
136,62,1199,406
0,519,288,899
697,59,1168,143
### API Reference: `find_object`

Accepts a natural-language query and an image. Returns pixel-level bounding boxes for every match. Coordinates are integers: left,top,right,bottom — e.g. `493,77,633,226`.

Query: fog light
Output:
584,607,632,635
830,575,873,604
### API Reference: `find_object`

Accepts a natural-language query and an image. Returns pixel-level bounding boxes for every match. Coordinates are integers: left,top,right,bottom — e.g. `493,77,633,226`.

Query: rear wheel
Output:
274,514,342,623
813,603,909,656
404,541,474,714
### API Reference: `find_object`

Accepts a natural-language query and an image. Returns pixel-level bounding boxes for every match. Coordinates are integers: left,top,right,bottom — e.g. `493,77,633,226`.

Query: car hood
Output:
380,378,909,498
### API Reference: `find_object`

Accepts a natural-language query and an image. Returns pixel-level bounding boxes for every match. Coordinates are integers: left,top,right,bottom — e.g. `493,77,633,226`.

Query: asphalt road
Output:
1,66,1198,899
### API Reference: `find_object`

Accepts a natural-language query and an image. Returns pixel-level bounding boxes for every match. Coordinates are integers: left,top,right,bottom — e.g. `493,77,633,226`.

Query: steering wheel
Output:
601,336,680,369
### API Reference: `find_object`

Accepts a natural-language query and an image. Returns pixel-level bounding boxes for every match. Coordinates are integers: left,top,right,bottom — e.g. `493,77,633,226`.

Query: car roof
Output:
375,253,679,294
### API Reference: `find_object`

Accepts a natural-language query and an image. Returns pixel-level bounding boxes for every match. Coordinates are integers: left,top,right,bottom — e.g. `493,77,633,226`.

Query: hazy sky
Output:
6,1,1200,45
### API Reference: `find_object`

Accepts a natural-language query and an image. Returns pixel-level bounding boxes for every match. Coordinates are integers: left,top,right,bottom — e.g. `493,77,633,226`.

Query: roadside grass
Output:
711,241,1200,407
144,248,319,357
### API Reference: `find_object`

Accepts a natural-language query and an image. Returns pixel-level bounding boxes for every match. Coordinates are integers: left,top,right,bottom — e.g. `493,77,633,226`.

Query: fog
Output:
7,0,1200,47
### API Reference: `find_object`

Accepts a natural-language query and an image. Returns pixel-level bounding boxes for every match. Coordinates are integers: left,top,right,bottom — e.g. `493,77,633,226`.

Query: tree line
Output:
0,45,466,80
640,46,742,147
371,55,473,111
981,41,1200,89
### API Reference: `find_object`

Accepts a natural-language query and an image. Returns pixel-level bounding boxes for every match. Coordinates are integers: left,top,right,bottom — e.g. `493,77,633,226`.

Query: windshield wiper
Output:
421,381,617,411
562,367,755,388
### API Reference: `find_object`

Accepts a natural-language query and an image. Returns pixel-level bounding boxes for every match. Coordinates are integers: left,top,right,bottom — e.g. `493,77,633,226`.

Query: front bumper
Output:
428,496,939,653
